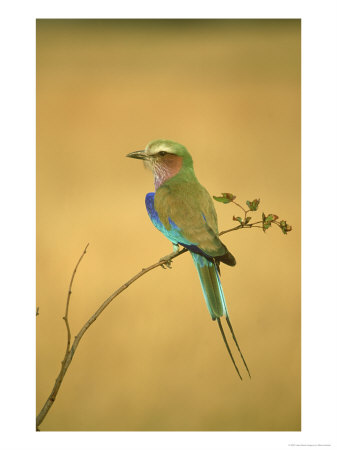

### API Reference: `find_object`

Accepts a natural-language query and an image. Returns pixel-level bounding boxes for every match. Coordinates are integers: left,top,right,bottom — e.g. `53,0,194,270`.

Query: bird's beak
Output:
126,150,147,160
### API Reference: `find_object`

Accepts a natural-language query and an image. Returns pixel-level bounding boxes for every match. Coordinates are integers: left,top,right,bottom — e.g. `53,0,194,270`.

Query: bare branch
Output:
36,222,261,430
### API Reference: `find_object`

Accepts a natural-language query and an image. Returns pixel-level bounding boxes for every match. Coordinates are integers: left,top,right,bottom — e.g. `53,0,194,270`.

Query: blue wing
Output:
145,192,193,246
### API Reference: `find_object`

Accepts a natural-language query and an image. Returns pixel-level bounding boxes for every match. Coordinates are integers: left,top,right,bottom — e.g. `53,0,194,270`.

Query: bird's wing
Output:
145,192,185,246
153,183,226,258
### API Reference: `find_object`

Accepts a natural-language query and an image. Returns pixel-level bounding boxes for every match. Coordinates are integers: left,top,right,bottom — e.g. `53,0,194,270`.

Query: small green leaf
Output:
266,214,278,222
245,216,252,224
264,213,279,224
262,213,266,233
213,193,236,204
233,216,243,224
263,222,272,231
279,220,292,235
262,212,277,232
213,196,231,204
246,198,260,211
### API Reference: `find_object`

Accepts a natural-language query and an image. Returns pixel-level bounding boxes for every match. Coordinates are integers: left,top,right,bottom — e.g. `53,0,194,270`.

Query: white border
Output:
1,1,336,449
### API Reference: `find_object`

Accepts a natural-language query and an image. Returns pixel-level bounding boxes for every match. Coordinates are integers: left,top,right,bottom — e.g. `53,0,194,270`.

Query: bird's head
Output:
126,139,194,189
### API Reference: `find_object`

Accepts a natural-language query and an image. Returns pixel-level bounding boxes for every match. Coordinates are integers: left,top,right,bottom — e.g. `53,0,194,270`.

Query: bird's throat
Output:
154,154,183,190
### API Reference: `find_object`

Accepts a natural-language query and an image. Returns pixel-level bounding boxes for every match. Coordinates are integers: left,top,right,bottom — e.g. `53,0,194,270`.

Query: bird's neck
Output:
153,155,183,190
154,158,196,190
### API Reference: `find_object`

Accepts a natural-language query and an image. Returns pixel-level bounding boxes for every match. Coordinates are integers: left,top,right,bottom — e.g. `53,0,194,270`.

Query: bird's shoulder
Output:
155,178,212,204
153,180,225,256
154,179,214,220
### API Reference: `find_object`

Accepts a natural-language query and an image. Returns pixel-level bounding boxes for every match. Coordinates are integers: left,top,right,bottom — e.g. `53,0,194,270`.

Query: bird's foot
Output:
159,245,180,269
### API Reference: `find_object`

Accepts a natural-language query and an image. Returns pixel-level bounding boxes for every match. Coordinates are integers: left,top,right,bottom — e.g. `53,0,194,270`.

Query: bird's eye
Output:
158,151,167,156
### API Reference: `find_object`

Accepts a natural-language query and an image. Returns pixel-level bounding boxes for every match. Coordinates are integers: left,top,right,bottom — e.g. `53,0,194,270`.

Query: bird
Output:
126,139,250,380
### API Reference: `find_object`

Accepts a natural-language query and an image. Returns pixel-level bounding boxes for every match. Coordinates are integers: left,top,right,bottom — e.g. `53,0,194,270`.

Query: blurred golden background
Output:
36,19,301,431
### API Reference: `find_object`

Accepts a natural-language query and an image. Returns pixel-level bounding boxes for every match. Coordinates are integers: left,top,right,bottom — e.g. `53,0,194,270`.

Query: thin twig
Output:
232,201,248,219
219,224,244,235
63,243,89,359
36,222,262,429
36,243,89,429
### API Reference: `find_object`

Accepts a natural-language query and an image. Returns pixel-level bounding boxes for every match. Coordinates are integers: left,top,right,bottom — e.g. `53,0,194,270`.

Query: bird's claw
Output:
160,256,173,269
159,245,179,269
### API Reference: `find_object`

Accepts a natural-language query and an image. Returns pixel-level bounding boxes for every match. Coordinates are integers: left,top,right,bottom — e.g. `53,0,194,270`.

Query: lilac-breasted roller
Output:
127,139,250,379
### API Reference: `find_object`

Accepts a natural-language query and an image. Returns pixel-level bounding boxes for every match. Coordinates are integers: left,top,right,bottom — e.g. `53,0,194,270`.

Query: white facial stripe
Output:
146,144,175,157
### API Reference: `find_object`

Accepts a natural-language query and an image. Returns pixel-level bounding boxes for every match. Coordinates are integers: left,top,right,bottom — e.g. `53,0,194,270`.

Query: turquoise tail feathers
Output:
191,253,227,320
191,253,251,379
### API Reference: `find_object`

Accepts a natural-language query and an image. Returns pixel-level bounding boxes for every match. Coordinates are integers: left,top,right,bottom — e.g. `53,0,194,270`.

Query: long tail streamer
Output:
225,316,251,378
216,318,243,380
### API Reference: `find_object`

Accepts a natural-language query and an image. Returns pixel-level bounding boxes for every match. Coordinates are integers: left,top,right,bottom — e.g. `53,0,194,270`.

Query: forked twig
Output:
36,243,89,429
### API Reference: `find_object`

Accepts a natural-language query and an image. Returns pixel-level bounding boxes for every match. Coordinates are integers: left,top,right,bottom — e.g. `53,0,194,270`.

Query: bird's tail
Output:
191,253,251,380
